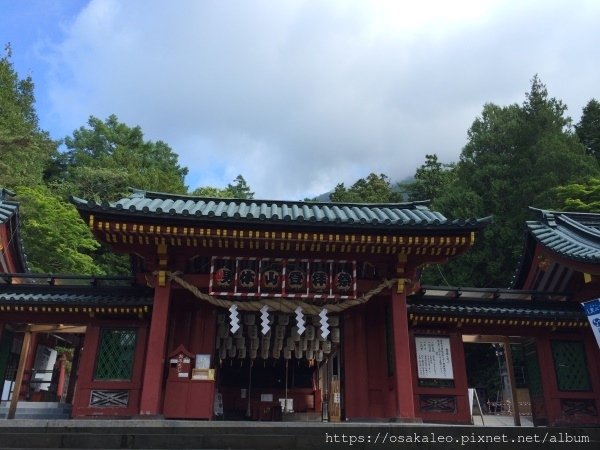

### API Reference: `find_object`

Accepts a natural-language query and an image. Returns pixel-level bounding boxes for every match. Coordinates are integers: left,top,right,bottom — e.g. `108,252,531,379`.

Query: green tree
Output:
554,177,600,212
17,185,102,274
0,54,56,188
401,154,455,202
55,115,188,201
330,173,401,203
226,175,254,199
426,76,599,287
0,52,96,276
46,115,191,275
575,99,600,162
191,186,230,197
191,175,254,199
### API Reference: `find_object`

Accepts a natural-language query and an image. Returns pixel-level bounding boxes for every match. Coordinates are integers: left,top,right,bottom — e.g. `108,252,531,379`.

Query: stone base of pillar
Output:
388,417,424,423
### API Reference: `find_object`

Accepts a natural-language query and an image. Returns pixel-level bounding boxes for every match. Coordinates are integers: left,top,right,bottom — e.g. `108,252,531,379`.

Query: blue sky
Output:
2,0,600,200
1,1,88,131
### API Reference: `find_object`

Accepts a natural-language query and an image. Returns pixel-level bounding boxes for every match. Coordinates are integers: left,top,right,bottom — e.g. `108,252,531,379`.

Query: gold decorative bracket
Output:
157,244,168,287
396,253,407,293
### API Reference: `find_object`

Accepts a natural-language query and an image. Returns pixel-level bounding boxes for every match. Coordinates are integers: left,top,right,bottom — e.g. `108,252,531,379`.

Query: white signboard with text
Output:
582,299,600,349
415,336,454,379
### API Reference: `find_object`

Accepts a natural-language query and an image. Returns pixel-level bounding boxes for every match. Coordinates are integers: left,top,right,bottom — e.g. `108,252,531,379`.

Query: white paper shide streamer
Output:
260,305,271,335
229,304,240,333
295,306,305,335
319,308,329,338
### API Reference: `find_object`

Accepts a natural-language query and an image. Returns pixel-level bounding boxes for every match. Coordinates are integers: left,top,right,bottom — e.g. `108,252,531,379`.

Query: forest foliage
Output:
1,53,599,283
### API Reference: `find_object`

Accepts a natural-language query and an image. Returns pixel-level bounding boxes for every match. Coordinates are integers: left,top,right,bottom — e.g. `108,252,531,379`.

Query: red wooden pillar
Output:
65,340,81,404
0,322,4,377
55,354,67,402
0,323,7,384
585,333,600,424
20,332,39,400
450,332,471,423
139,281,172,415
342,307,369,419
7,330,31,419
535,334,560,424
389,265,416,420
72,325,100,414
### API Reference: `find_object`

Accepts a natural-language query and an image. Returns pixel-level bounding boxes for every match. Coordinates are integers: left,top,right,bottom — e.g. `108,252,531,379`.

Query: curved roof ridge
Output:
0,189,30,273
556,213,600,241
71,190,493,231
524,207,600,263
0,194,20,224
530,207,600,223
528,207,600,241
126,188,433,209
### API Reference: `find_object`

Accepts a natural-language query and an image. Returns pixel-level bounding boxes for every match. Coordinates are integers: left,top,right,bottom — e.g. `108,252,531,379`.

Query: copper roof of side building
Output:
71,189,492,231
525,208,600,262
0,275,153,312
0,285,153,307
0,189,20,224
0,189,29,273
513,208,600,289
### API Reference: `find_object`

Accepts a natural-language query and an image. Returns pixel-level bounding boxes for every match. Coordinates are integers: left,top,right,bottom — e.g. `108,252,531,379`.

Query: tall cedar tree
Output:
47,115,191,275
401,154,455,202
191,175,254,199
0,53,103,274
554,99,600,212
53,115,188,201
330,173,402,203
575,99,600,162
425,76,599,287
0,54,56,187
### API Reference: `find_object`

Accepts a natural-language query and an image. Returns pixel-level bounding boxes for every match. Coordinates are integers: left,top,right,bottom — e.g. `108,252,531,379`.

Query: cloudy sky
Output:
2,0,599,200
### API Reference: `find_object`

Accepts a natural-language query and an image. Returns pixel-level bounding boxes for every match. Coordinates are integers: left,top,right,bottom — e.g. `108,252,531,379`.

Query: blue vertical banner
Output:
582,298,600,349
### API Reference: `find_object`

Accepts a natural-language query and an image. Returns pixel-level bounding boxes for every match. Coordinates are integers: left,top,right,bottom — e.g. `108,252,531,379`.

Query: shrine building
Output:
0,189,598,426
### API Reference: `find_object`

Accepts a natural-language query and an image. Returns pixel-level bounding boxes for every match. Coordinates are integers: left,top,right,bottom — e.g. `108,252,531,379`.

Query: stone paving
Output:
472,414,534,427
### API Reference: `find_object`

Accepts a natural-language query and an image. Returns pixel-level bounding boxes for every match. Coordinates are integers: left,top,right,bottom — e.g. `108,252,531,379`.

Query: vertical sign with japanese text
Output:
415,336,454,379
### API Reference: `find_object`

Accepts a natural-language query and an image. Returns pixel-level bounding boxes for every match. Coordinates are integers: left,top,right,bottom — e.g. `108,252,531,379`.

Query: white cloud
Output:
42,0,600,199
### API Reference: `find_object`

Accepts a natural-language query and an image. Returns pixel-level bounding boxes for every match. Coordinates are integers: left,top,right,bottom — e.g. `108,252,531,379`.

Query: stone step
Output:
0,402,72,420
0,407,71,414
2,419,587,450
1,413,70,420
0,401,71,410
284,412,322,421
0,425,304,449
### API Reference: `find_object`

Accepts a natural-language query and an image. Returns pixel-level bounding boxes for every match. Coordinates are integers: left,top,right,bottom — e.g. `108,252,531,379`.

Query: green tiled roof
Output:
0,189,19,224
0,285,153,307
408,286,583,321
526,208,600,262
407,298,584,321
0,189,29,273
0,201,19,224
71,189,492,230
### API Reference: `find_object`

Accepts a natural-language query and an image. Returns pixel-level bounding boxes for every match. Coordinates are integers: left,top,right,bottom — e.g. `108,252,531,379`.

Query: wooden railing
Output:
486,400,532,416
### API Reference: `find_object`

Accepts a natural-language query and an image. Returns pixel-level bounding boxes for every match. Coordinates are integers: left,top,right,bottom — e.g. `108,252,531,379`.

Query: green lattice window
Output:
523,341,543,398
551,340,591,392
94,328,137,380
